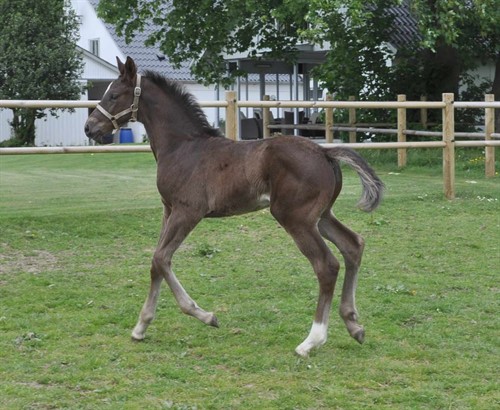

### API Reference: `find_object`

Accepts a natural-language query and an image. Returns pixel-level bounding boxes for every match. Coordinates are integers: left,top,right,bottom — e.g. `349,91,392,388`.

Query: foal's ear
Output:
116,56,137,83
117,57,125,74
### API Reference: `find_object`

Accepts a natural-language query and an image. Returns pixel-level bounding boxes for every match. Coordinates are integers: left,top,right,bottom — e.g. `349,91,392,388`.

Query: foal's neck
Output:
138,82,216,159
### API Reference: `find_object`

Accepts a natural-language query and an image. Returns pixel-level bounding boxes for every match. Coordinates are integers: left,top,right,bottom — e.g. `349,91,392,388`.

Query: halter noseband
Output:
96,74,142,130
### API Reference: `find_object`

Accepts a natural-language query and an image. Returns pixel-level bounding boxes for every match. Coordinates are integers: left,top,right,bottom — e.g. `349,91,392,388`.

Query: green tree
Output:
97,0,497,104
301,0,397,100
302,0,499,101
409,0,499,130
0,0,85,146
97,0,310,86
410,0,499,100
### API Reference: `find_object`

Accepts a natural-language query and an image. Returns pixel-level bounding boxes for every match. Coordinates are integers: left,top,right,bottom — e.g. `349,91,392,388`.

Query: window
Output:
89,39,100,57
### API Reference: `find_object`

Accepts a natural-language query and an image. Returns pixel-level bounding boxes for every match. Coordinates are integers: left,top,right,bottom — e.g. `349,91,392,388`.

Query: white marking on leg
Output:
295,321,328,357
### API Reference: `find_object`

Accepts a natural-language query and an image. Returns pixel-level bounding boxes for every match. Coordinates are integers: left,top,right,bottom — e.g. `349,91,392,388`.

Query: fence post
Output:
262,95,271,139
349,96,356,143
420,95,428,129
397,94,407,168
225,91,237,140
484,94,495,177
325,94,333,143
442,93,455,199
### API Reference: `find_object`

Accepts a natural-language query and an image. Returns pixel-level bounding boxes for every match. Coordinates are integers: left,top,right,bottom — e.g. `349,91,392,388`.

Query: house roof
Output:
88,0,193,81
387,1,420,48
79,46,119,75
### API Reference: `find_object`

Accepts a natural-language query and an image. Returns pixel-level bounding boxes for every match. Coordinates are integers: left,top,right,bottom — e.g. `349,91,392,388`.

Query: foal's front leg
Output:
131,208,171,341
131,209,217,341
131,267,163,341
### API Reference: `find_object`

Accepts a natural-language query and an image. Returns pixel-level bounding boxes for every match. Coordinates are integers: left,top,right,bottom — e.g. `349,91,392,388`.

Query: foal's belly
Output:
205,193,270,218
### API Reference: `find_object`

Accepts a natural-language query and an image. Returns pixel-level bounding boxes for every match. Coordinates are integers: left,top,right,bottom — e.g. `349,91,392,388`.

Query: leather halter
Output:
96,74,142,130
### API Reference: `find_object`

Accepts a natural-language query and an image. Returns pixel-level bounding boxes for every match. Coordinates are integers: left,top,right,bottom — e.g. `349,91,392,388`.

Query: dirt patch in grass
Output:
0,244,58,275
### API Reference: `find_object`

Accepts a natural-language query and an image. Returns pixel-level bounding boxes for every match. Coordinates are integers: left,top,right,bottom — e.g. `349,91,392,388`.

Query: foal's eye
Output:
110,93,118,101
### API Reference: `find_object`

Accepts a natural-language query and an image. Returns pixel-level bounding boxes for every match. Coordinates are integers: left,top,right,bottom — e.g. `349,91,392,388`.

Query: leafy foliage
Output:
0,0,85,146
413,0,499,55
97,0,497,105
302,0,397,100
410,0,499,101
98,0,310,86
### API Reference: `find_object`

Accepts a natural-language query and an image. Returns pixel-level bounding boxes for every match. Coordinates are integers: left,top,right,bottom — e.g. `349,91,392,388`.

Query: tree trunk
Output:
10,108,37,146
422,42,461,101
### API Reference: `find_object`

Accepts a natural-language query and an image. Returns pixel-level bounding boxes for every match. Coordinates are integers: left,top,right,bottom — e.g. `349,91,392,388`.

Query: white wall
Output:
0,110,15,143
71,0,125,66
35,106,91,146
82,53,120,80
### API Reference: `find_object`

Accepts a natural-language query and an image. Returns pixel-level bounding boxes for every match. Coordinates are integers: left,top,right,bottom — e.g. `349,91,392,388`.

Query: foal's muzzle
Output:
84,117,111,144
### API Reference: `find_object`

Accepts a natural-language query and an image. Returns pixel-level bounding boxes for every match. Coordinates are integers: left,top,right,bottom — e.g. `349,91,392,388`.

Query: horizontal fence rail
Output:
1,98,498,110
0,145,152,155
238,100,448,109
0,100,230,109
0,100,99,109
1,93,498,199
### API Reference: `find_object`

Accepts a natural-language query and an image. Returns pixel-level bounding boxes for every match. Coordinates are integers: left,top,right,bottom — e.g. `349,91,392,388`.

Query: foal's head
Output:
84,57,141,144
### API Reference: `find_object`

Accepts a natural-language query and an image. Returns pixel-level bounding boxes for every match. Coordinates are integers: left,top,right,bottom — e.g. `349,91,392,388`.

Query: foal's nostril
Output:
84,123,90,136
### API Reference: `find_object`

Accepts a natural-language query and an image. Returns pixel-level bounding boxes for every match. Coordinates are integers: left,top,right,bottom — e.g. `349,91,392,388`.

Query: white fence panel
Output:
35,108,90,146
0,107,90,146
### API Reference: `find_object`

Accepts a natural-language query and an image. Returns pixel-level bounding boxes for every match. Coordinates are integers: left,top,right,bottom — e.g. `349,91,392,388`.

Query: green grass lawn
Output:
0,151,499,409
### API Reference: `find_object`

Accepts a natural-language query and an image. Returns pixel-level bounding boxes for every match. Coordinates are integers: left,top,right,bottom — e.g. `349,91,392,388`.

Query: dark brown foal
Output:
84,57,384,356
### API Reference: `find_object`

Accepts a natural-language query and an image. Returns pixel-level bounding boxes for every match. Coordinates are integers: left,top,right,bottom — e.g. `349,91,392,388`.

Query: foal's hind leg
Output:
292,226,340,357
318,213,365,344
272,206,340,356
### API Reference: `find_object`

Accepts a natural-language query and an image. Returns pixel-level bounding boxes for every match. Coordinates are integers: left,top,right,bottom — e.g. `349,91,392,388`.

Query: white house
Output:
0,0,303,146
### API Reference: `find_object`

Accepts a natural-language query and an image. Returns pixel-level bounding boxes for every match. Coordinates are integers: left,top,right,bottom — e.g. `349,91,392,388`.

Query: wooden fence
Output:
0,93,499,200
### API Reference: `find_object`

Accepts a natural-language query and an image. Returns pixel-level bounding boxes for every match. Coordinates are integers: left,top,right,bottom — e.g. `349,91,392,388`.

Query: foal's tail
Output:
325,147,384,212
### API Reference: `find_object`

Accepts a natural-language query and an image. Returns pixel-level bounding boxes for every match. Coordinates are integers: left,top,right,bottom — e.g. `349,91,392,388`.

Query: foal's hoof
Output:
295,345,310,358
131,330,146,342
209,314,219,328
353,328,365,344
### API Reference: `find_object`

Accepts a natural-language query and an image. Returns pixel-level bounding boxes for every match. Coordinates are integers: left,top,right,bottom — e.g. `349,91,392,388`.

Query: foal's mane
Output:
143,70,223,138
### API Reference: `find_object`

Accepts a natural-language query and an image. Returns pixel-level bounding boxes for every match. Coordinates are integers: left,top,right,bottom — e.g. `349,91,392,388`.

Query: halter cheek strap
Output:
96,74,142,131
